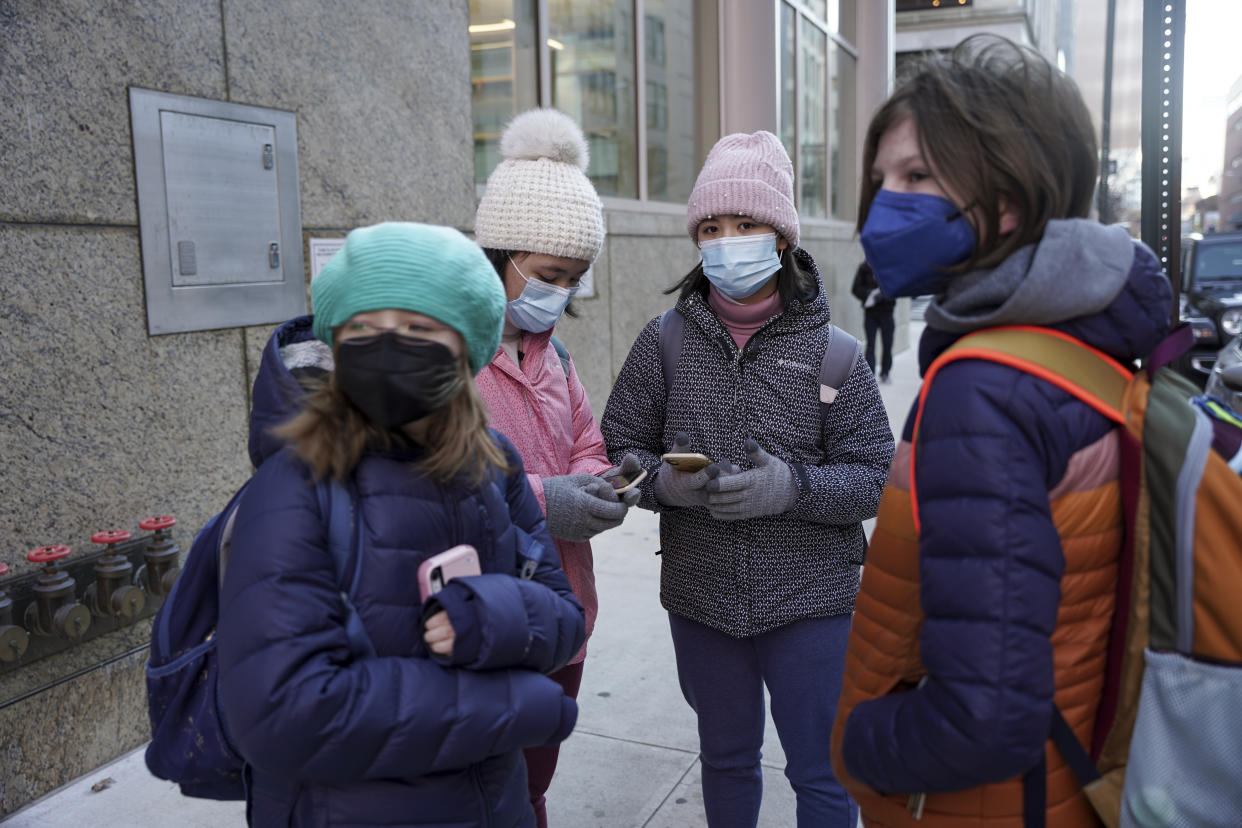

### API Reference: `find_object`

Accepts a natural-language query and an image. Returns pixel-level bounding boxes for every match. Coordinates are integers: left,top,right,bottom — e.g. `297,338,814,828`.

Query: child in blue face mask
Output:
473,108,642,828
601,130,895,826
832,36,1172,827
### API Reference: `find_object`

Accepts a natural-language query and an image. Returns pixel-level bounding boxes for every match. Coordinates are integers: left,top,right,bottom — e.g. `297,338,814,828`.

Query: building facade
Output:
1221,75,1242,231
0,0,893,814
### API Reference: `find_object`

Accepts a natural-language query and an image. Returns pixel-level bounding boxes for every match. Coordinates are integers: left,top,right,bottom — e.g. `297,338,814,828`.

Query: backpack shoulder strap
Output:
909,325,1135,535
315,478,376,659
819,324,861,409
548,334,571,380
658,308,685,400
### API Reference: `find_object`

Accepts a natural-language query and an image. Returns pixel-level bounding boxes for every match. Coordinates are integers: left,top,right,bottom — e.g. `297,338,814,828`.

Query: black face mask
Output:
334,333,464,430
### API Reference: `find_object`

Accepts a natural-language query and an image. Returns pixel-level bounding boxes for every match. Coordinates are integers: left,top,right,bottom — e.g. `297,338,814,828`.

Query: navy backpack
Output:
144,476,372,800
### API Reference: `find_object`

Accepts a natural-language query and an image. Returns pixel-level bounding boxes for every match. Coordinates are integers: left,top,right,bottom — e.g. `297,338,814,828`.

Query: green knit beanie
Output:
311,222,505,374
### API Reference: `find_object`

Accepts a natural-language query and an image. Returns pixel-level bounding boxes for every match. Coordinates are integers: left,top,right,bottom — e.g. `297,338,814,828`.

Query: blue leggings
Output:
668,612,858,828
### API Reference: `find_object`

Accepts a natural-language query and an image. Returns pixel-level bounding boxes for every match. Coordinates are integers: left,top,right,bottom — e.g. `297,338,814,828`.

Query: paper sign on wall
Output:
309,237,346,281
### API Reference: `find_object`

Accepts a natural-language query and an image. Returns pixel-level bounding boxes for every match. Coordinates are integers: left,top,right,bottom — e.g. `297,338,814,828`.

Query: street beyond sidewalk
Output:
4,328,924,828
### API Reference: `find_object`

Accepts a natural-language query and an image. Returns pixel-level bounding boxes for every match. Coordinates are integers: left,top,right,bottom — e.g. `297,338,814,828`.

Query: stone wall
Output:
0,0,474,814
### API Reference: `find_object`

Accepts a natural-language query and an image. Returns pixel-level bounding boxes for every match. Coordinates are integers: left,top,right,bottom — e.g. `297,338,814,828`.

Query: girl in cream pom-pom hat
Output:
474,109,642,828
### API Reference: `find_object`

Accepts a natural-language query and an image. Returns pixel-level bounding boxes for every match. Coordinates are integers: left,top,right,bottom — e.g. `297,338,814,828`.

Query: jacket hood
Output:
248,315,334,467
921,220,1172,370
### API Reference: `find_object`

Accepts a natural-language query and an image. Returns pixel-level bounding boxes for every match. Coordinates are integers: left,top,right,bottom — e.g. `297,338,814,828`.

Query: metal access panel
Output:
130,88,305,334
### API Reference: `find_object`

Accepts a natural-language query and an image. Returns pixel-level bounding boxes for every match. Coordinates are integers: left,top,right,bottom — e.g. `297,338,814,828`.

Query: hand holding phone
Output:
417,544,481,603
600,453,648,494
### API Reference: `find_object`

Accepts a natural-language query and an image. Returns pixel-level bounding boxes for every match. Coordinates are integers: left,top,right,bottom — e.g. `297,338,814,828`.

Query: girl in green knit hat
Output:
215,221,586,827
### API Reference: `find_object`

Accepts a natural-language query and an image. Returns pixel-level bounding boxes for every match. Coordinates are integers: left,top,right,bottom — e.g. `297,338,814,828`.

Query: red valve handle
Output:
139,516,177,531
91,529,132,545
0,563,8,577
28,545,71,564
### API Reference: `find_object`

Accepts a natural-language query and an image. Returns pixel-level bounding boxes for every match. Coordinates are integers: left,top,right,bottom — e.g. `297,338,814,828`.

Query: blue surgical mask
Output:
859,189,976,298
506,257,579,333
699,233,782,300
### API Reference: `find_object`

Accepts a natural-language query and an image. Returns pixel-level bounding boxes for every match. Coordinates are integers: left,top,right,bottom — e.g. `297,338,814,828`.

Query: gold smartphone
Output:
661,452,712,473
606,468,648,494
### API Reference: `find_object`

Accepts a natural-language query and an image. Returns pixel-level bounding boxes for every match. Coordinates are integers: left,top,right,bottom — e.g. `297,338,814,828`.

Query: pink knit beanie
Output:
686,130,799,248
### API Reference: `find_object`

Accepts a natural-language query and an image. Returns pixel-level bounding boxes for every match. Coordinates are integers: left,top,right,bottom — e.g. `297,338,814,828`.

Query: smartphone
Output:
603,467,648,494
661,452,712,473
417,544,481,603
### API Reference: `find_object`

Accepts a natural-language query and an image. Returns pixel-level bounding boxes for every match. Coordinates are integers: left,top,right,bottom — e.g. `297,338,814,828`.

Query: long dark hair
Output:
665,240,817,306
482,248,579,319
858,35,1097,274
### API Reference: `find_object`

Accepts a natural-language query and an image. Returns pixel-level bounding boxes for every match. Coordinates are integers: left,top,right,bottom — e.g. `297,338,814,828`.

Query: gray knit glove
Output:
705,439,799,521
653,433,739,509
543,474,630,541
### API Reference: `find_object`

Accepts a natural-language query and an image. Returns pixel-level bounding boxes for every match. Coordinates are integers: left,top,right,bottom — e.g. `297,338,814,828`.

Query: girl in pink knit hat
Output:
601,131,894,827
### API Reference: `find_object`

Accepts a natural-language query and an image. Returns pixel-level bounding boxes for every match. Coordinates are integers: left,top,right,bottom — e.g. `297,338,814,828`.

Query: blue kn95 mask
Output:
699,233,782,300
859,189,976,298
506,257,579,333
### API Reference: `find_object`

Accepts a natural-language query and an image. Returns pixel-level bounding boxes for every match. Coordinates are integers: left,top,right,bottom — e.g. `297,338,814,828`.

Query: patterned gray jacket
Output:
600,252,894,637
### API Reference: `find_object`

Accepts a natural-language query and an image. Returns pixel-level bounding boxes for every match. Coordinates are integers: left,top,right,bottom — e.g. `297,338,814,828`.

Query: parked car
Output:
1179,232,1242,383
1205,332,1242,417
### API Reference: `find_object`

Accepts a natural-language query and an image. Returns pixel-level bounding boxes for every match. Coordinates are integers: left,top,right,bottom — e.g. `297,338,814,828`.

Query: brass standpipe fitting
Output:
137,516,180,597
85,529,145,618
25,546,91,639
0,563,30,662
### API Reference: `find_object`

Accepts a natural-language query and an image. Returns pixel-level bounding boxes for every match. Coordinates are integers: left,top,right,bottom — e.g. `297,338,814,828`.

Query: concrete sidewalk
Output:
4,330,925,828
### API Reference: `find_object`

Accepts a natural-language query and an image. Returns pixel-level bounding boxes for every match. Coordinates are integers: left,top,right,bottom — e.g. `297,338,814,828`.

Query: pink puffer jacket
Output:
475,327,611,664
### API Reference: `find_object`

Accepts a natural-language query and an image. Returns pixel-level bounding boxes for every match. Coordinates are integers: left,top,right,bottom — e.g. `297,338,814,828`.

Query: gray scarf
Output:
925,219,1138,333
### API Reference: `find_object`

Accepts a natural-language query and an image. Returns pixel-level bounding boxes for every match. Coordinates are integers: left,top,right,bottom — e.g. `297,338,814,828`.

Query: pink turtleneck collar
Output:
707,286,784,350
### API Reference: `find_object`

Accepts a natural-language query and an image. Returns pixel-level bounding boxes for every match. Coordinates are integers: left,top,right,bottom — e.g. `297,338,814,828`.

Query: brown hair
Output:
858,35,1098,272
274,352,508,486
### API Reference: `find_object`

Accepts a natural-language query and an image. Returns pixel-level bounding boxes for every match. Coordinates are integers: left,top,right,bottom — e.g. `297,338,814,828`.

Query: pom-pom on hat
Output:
686,130,799,249
311,222,506,375
474,108,605,263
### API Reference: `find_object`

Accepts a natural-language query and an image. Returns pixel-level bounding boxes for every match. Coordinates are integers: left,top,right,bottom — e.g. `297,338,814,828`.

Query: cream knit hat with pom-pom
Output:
474,109,605,263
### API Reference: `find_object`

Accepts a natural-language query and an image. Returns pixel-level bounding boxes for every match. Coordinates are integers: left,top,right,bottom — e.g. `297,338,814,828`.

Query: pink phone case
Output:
417,544,481,603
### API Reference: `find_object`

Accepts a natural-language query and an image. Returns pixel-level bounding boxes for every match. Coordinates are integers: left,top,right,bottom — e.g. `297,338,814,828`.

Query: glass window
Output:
468,0,714,203
549,0,638,198
829,42,856,218
798,17,828,218
781,1,856,220
644,0,699,202
469,1,539,183
779,3,797,163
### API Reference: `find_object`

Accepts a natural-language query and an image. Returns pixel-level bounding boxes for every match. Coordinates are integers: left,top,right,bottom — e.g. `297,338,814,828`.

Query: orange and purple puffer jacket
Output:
831,222,1172,827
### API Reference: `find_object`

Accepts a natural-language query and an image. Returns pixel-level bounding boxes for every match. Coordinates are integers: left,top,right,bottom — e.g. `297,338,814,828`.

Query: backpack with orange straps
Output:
917,324,1242,828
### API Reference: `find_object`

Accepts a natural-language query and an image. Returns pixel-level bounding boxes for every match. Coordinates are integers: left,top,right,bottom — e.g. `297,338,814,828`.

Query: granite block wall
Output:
0,0,475,814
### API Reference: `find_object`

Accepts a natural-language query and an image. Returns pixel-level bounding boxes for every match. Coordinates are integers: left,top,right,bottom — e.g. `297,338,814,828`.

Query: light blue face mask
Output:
699,233,782,300
506,257,579,333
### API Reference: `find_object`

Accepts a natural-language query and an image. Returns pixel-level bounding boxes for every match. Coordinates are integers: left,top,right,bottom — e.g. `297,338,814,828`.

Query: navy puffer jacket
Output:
217,317,585,827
